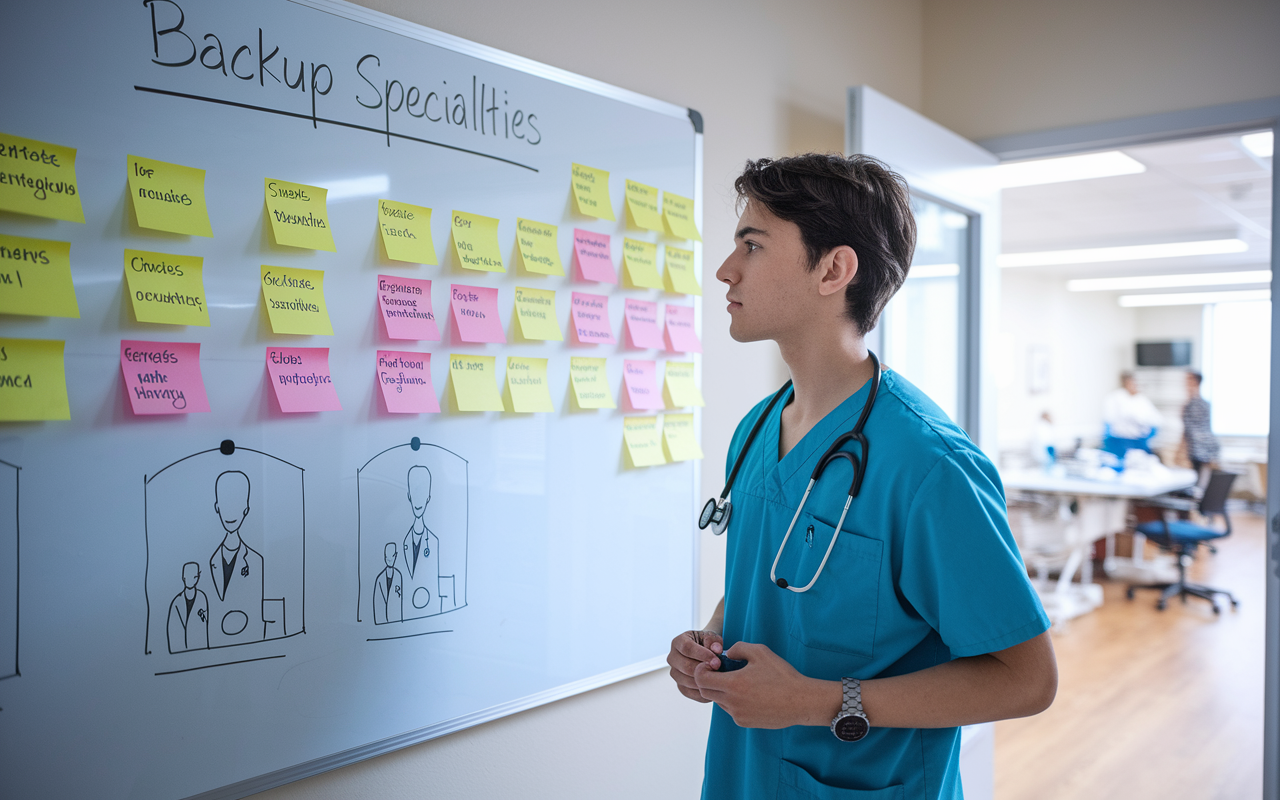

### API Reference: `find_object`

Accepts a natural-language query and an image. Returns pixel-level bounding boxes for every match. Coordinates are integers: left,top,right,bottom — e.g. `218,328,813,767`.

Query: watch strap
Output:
840,677,863,717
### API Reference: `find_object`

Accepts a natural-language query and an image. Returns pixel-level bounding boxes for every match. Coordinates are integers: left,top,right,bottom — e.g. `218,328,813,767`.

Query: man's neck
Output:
775,324,875,458
184,586,196,600
412,518,425,536
221,533,242,555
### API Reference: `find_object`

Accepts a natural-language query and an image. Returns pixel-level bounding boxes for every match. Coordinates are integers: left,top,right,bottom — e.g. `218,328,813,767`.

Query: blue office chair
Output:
1125,470,1240,614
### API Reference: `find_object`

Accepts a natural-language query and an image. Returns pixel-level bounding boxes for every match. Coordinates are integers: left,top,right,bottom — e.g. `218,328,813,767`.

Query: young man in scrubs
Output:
667,154,1056,800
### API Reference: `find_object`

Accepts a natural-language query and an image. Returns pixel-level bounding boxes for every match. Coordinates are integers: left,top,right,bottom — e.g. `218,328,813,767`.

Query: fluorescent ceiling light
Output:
908,263,960,279
1242,131,1274,158
1068,269,1271,292
994,151,1145,189
1000,238,1248,268
1118,289,1270,307
321,175,390,201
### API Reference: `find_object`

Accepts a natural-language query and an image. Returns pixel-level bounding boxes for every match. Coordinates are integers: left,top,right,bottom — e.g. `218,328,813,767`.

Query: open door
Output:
847,86,999,453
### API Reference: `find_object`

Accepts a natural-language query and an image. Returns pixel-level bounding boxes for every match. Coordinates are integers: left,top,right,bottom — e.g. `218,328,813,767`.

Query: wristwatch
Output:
830,677,870,742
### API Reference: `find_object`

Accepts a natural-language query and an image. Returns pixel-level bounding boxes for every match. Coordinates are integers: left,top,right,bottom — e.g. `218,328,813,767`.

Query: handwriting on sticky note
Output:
571,163,615,221
663,413,704,461
625,180,663,232
378,200,437,264
377,275,438,340
124,250,208,327
513,286,562,341
120,340,210,415
570,292,614,344
569,357,615,409
451,210,505,272
0,337,70,420
515,218,564,276
622,238,662,289
663,246,701,295
262,265,333,335
377,350,439,413
0,133,84,223
128,155,212,237
449,284,505,343
665,304,702,353
266,347,342,412
507,356,553,413
623,416,667,467
623,359,663,410
623,299,663,349
0,234,77,318
662,192,701,241
664,361,705,407
449,354,504,411
265,178,335,251
572,229,615,283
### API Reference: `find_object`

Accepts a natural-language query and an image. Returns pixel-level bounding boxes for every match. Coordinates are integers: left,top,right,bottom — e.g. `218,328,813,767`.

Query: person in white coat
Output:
207,470,265,646
1102,372,1163,459
167,561,209,653
401,465,441,619
373,543,403,624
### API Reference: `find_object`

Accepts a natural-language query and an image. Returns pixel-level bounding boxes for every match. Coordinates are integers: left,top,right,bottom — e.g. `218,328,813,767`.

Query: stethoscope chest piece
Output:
699,498,732,535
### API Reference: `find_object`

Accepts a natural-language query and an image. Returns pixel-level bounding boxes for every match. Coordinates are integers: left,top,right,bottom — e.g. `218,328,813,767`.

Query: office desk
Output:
1001,468,1198,623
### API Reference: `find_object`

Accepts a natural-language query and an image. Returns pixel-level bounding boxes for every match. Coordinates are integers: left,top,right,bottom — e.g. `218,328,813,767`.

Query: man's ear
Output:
816,246,858,298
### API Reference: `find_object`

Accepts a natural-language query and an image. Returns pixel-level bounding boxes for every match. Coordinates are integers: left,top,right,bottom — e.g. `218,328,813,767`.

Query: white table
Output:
1000,468,1198,624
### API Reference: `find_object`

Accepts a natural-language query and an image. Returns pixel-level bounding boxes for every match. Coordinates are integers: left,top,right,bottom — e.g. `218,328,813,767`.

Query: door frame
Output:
980,95,1280,800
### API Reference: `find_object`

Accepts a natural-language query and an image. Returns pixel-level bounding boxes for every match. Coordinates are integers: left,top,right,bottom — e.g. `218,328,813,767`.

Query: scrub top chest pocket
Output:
784,512,882,658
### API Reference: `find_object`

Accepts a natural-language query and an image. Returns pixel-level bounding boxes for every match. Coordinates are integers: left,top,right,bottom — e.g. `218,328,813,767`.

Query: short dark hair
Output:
1187,370,1203,385
733,153,916,334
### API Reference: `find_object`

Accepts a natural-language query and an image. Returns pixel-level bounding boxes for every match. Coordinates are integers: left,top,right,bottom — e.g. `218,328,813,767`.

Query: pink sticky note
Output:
377,275,439,340
665,304,702,353
120,340,210,415
572,229,616,283
266,347,342,412
376,350,440,413
623,298,664,349
570,292,615,345
449,284,506,343
623,359,663,410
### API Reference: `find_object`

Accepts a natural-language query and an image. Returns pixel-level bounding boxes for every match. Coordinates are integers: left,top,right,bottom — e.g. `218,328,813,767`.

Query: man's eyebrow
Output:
735,226,768,239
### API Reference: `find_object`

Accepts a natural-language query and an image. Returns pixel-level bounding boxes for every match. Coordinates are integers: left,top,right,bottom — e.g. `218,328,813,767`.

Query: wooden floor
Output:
995,512,1266,800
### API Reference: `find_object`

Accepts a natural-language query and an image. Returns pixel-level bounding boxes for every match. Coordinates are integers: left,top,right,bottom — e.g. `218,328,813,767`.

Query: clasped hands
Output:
666,629,836,729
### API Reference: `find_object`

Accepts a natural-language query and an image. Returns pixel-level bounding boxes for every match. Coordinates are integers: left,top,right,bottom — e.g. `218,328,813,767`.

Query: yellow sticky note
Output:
378,199,437,264
0,338,70,420
0,133,83,223
506,356,554,413
515,218,564,276
127,155,212,237
569,357,615,409
662,192,701,241
452,210,505,272
513,286,562,341
571,163,615,221
663,246,701,295
665,361,705,407
662,413,704,461
623,416,667,467
625,180,663,232
264,178,335,251
450,354,504,411
124,250,209,327
622,238,662,289
261,265,333,335
0,234,77,318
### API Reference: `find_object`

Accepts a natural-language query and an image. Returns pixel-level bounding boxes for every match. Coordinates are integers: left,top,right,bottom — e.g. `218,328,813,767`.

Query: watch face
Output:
834,714,870,742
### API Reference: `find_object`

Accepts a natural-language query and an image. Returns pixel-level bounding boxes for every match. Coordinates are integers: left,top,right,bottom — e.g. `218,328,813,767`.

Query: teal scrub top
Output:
703,369,1049,800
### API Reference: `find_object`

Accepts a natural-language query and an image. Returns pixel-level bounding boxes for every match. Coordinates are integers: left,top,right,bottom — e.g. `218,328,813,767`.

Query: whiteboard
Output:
0,1,703,798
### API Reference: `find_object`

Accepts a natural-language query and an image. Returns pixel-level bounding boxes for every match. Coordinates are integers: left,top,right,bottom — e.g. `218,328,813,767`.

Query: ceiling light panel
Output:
995,151,1146,189
999,238,1248,268
1242,131,1274,159
1117,289,1270,307
1068,269,1272,292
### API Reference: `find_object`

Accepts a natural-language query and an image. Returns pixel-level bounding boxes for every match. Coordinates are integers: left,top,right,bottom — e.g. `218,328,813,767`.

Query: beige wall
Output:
251,2,924,798
922,0,1280,141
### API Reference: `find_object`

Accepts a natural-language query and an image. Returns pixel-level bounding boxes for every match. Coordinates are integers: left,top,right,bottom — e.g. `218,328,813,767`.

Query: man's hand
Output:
667,629,724,703
692,642,838,729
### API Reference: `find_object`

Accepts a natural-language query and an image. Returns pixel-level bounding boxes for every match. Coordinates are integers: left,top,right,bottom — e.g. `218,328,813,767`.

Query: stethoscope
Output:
697,352,881,593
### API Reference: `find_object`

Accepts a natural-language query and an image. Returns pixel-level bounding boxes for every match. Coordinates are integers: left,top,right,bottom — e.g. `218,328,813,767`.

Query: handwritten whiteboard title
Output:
143,0,543,148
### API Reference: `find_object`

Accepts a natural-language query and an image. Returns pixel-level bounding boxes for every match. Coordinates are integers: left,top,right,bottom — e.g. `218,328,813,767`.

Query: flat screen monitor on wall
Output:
1136,341,1192,367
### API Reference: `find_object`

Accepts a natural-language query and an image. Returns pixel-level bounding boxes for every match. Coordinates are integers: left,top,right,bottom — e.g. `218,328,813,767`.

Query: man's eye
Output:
745,241,759,253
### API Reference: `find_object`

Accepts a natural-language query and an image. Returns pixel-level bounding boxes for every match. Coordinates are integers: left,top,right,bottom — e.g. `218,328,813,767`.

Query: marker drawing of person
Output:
208,470,265,646
373,543,403,624
401,466,441,618
167,561,209,653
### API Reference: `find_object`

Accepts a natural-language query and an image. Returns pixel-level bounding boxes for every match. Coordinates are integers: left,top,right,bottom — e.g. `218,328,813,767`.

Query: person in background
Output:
1179,370,1219,480
1101,371,1163,460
